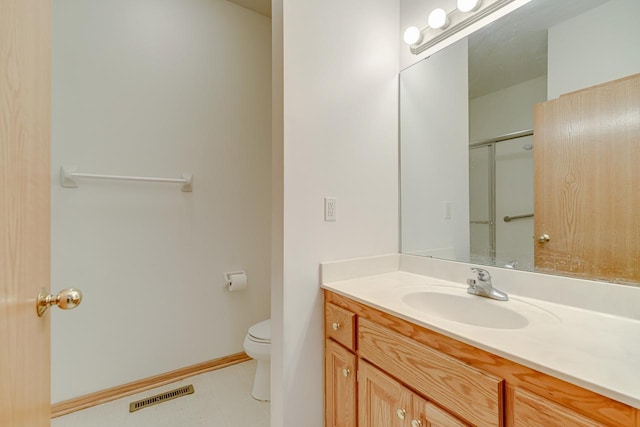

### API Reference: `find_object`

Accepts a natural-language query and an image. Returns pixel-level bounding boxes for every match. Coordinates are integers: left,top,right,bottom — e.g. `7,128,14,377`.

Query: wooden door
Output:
534,73,640,283
359,359,411,427
0,1,52,426
325,340,357,427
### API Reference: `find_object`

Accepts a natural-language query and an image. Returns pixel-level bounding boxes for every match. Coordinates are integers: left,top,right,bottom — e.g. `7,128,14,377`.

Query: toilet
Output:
243,319,271,401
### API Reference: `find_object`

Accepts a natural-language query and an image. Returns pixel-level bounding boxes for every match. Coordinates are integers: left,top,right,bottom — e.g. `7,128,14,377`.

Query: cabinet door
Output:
325,339,357,427
425,402,469,427
359,359,412,427
413,395,469,427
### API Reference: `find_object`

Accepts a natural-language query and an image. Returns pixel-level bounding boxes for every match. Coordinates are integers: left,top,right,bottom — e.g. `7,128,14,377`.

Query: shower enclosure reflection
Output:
469,130,534,269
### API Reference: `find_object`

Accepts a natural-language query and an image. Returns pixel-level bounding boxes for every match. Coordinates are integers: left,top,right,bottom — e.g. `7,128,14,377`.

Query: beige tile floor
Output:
52,361,269,427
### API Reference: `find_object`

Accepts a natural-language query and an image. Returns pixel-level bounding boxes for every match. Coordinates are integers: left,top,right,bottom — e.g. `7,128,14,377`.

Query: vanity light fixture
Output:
404,0,532,56
457,0,482,13
428,8,449,30
403,26,423,46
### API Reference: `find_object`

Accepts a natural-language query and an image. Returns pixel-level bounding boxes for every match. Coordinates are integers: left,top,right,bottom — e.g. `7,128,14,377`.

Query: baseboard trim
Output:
51,352,251,418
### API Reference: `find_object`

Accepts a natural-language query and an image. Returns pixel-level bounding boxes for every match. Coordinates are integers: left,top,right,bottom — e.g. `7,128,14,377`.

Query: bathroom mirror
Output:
400,0,640,285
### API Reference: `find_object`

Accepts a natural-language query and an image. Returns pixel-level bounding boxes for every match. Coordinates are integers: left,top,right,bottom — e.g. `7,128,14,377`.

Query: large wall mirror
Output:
400,0,640,285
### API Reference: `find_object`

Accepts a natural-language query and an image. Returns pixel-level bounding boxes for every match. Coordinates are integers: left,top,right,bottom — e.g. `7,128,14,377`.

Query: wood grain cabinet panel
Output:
358,318,503,426
358,360,410,427
513,388,604,427
359,360,469,427
423,401,469,427
534,72,640,282
325,302,357,351
325,339,357,427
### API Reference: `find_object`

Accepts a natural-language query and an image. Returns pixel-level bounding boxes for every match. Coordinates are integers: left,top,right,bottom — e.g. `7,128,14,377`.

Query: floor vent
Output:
129,385,195,413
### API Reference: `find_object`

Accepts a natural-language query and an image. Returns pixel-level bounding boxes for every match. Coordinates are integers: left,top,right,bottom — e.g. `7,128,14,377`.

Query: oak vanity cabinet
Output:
359,359,469,427
358,318,499,426
325,290,640,427
325,303,358,427
358,359,411,427
325,299,478,427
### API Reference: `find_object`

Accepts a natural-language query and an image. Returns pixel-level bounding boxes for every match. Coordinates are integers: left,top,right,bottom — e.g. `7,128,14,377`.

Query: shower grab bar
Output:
503,213,533,223
60,166,193,192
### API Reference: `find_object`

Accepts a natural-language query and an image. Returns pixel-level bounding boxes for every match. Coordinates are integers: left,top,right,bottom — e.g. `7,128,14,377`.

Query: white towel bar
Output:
60,166,193,192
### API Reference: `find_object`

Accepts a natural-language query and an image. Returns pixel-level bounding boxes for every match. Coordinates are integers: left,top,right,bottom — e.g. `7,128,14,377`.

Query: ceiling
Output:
468,0,608,99
227,0,271,17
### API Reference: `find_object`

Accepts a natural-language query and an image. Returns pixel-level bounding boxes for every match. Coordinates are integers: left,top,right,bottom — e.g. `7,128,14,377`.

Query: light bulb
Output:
428,8,449,29
403,26,423,45
457,0,481,12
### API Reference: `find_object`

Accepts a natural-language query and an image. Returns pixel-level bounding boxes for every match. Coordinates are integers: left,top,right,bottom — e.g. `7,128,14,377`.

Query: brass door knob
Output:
537,234,551,243
411,420,423,427
396,409,406,420
37,287,83,317
332,322,341,331
342,368,350,378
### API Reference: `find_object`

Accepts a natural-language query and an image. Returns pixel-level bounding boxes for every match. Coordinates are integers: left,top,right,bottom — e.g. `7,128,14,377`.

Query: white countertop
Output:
322,269,640,409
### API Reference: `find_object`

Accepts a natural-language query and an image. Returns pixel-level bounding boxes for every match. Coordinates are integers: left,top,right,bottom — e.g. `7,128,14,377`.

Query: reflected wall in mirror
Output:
400,0,640,285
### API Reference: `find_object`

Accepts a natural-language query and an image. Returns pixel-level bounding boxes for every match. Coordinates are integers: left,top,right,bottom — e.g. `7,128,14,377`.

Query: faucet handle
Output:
471,267,491,281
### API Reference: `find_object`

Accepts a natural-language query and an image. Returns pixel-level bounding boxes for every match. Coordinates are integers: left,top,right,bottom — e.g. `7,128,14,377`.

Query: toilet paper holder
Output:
224,271,248,291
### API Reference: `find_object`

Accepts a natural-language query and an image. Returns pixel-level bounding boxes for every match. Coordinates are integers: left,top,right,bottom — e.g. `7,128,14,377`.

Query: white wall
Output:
275,0,400,425
270,0,284,425
400,40,470,260
51,0,271,402
548,0,640,99
469,76,547,141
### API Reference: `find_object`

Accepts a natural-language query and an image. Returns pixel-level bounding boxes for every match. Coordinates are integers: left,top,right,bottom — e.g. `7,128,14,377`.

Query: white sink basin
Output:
401,288,559,330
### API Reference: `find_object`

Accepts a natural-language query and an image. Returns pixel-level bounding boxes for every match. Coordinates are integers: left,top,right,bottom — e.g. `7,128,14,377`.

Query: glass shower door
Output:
469,144,494,263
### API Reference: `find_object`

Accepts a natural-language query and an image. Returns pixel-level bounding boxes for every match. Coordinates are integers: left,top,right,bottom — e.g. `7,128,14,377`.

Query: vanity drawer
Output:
325,302,356,351
513,388,603,427
358,318,503,427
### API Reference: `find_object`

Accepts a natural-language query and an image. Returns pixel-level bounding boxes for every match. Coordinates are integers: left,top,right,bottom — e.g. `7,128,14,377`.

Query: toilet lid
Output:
249,319,271,343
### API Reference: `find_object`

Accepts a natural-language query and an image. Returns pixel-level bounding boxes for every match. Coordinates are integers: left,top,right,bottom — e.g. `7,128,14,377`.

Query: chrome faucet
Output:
467,268,508,301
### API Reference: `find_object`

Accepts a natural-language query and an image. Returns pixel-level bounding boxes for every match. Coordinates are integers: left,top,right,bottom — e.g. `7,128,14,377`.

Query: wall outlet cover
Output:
325,197,336,221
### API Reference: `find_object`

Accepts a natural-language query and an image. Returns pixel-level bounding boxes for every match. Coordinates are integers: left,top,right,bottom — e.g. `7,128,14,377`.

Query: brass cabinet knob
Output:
342,368,350,378
37,287,83,317
396,409,407,420
537,234,551,243
411,420,423,427
332,322,341,331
